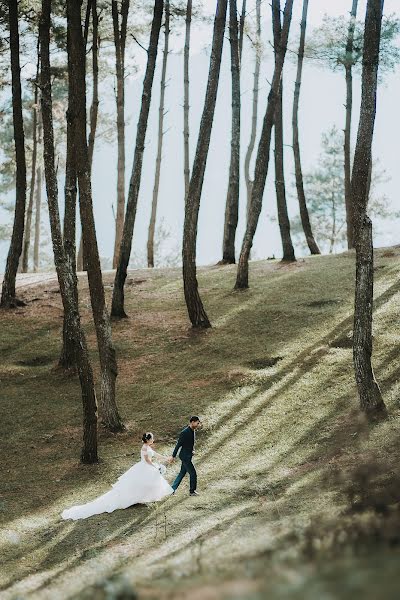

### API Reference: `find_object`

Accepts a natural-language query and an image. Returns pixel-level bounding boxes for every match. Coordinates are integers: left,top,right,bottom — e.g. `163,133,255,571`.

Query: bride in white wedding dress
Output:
61,433,173,520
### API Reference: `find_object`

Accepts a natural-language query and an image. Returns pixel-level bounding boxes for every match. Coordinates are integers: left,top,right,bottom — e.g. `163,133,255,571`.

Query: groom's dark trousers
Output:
172,450,197,493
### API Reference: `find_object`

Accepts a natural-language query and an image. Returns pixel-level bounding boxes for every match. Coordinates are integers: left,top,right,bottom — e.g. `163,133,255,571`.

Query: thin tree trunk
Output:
33,128,42,274
183,0,228,328
345,0,359,250
40,0,98,463
351,0,386,416
244,0,261,221
238,0,246,63
147,0,170,268
221,0,240,264
1,0,27,307
88,0,99,170
292,0,320,255
183,0,192,199
274,82,295,261
67,0,124,432
112,0,163,318
329,192,336,254
235,0,294,289
22,49,40,273
272,3,295,262
112,0,130,269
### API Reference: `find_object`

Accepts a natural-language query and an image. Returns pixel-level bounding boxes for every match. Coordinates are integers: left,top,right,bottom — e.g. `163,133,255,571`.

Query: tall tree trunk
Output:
221,0,240,264
62,0,98,366
112,0,163,318
183,0,228,328
351,0,385,416
238,0,246,63
22,49,40,273
60,18,79,370
272,2,295,262
274,82,295,261
33,125,42,274
183,0,192,199
40,0,98,463
244,0,261,221
88,0,99,170
67,0,124,432
292,0,320,255
1,0,27,307
147,0,170,268
345,0,359,250
112,0,130,269
77,0,97,272
235,0,294,289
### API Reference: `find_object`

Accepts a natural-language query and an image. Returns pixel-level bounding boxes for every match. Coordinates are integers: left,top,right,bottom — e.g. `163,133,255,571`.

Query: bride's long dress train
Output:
61,446,173,521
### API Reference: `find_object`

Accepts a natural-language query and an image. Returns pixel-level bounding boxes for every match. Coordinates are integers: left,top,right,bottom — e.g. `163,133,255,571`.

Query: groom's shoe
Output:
189,491,199,496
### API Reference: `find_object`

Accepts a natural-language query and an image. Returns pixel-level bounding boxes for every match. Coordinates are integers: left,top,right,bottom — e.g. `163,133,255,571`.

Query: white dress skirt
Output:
61,445,173,521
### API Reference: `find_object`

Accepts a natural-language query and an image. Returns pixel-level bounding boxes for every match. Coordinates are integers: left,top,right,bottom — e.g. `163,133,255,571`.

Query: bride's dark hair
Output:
142,432,153,443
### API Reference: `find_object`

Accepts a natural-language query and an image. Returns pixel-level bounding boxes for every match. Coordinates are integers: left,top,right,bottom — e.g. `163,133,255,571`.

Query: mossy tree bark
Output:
351,0,386,417
40,0,98,463
67,0,124,432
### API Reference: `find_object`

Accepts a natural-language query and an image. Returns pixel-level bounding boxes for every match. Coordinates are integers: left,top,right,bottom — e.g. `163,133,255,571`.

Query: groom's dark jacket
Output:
172,426,195,459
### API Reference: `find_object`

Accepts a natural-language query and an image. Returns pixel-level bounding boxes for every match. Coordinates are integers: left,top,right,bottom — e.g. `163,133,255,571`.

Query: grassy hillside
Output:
1,248,400,599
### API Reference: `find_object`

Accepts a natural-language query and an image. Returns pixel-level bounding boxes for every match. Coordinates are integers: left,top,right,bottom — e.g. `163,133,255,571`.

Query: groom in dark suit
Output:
170,416,201,496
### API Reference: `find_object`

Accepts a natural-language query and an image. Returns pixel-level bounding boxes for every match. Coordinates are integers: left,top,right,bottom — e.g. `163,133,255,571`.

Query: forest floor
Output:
1,248,400,599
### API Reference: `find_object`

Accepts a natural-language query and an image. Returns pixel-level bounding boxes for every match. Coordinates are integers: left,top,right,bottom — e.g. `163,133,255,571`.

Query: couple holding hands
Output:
62,416,201,521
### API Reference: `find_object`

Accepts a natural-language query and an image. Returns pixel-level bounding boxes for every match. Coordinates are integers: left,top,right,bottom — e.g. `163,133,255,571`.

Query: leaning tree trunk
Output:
67,0,124,432
112,0,163,318
292,0,320,255
244,0,261,221
1,0,27,307
147,0,170,268
183,0,192,199
351,0,386,416
272,2,295,262
183,0,228,328
21,49,40,273
221,0,241,264
40,0,98,463
345,0,359,250
112,0,130,268
235,0,294,289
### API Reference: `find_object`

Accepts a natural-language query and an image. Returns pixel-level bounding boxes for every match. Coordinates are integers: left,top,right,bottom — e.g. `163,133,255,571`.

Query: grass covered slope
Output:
1,248,400,599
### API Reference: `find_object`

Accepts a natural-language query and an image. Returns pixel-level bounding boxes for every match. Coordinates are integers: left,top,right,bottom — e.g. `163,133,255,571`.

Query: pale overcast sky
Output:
1,0,399,270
